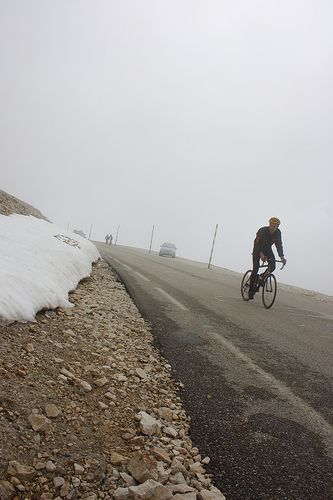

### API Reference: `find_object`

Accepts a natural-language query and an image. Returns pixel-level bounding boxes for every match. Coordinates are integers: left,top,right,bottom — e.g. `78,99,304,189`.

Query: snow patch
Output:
0,214,100,324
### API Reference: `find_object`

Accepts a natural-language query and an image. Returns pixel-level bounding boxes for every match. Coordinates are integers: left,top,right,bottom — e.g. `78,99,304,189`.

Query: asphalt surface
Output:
95,242,333,500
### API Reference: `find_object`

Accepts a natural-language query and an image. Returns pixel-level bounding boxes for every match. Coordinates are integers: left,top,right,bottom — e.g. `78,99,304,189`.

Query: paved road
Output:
95,243,333,500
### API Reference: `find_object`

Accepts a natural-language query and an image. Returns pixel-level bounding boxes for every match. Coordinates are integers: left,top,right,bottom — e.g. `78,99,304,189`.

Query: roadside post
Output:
208,223,218,269
149,225,154,253
115,225,120,245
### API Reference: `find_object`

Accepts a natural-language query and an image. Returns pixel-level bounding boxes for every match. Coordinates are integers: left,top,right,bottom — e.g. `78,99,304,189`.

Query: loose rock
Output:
0,258,226,499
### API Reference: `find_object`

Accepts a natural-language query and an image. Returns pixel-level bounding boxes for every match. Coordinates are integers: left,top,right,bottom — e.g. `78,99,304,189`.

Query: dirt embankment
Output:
0,190,50,221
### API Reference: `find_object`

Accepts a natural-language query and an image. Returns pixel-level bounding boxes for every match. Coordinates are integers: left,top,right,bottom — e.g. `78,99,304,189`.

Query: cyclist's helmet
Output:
269,217,281,226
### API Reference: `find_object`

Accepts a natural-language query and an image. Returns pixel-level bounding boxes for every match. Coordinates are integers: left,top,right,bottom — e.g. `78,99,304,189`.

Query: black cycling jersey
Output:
253,226,284,259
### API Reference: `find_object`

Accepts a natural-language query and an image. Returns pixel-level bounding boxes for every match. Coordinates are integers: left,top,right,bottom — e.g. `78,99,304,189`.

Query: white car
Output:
159,243,176,258
73,230,86,238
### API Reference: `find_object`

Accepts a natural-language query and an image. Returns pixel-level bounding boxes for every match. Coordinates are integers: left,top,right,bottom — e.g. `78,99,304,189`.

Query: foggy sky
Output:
1,0,333,295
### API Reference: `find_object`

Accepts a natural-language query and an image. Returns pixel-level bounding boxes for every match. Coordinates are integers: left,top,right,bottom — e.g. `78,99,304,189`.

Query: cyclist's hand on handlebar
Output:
281,257,287,268
260,252,266,263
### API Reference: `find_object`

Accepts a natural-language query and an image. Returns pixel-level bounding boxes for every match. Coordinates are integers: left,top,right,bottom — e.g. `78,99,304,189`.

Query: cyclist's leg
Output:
249,250,260,296
267,249,276,273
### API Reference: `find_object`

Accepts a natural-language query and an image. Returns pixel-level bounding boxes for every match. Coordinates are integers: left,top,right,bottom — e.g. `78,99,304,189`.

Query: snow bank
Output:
0,214,100,324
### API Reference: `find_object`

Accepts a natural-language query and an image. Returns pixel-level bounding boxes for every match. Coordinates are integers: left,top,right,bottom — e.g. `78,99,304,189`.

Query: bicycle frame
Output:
241,259,286,308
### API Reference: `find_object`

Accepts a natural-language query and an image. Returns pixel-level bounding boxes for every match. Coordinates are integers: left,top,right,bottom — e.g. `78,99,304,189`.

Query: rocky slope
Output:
0,190,50,221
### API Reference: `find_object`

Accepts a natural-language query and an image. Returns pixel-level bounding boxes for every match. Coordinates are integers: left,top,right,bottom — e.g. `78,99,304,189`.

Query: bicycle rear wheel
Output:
241,270,252,301
262,273,277,309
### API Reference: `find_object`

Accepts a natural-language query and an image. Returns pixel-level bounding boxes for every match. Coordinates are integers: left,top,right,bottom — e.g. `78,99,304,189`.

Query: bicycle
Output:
241,259,286,309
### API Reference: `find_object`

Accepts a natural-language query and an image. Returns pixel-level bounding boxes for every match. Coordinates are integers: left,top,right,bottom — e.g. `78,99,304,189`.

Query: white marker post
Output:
208,223,218,269
149,225,154,253
115,225,120,245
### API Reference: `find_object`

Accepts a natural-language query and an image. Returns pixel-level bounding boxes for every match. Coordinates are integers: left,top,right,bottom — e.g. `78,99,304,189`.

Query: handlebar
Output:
277,260,286,270
259,259,287,270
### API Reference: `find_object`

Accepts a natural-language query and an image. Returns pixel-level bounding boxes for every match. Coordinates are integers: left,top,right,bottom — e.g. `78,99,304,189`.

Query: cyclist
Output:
249,217,287,299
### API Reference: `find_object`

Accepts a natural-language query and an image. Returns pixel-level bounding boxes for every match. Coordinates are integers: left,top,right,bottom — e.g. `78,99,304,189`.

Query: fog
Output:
1,0,332,295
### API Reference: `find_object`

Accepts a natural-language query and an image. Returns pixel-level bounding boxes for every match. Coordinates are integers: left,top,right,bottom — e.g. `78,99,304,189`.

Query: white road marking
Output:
111,258,122,264
134,272,150,282
214,296,240,305
102,255,132,271
100,253,122,265
209,330,333,458
156,288,188,311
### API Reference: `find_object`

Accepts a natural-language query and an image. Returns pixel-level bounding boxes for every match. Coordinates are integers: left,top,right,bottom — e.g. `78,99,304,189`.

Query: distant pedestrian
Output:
105,234,109,244
109,234,113,245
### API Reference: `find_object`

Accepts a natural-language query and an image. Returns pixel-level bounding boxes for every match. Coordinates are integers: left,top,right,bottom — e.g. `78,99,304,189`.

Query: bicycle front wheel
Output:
241,270,252,301
262,273,277,309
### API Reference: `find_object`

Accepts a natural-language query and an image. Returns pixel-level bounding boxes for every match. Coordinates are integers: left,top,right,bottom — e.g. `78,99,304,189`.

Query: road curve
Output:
95,242,333,500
